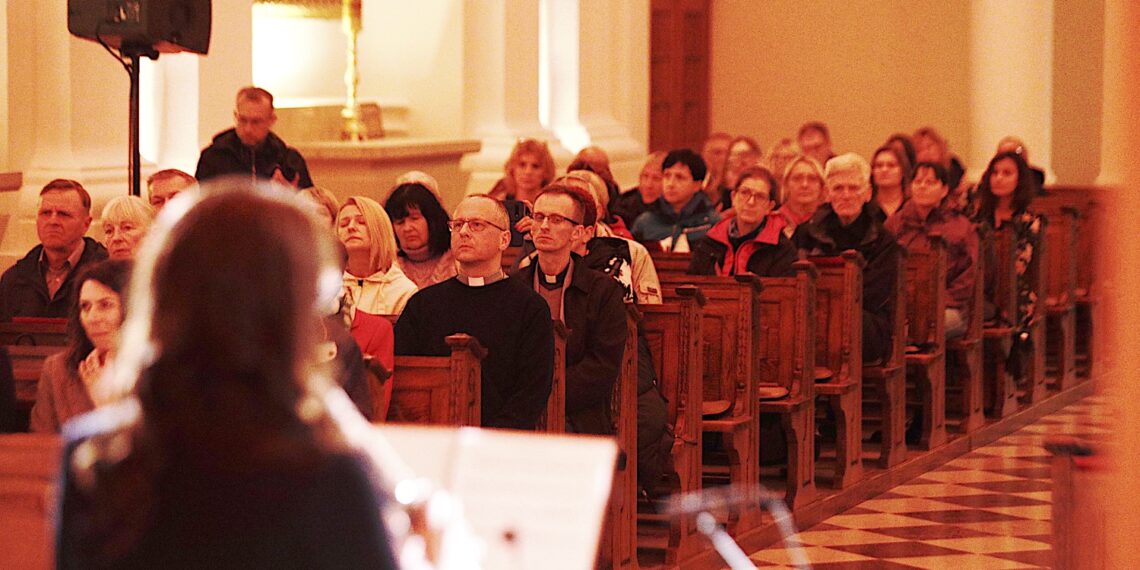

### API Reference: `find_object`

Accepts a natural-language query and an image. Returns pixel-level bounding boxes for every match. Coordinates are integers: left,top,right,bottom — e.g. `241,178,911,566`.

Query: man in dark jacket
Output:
794,153,901,364
631,149,719,252
195,87,313,188
0,179,108,321
518,183,627,435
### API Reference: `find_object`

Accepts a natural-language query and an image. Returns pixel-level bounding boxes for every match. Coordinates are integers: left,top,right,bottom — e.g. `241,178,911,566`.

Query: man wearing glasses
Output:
515,184,628,436
394,196,554,430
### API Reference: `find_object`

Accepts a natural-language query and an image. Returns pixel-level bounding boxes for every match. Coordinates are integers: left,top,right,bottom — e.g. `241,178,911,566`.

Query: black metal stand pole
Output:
128,50,141,197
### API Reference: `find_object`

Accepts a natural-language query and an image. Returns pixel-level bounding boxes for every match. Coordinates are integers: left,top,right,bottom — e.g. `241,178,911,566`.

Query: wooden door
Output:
650,0,710,152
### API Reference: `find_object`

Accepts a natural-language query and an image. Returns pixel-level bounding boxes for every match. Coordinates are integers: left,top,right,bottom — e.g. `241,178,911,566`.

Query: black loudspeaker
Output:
68,0,211,55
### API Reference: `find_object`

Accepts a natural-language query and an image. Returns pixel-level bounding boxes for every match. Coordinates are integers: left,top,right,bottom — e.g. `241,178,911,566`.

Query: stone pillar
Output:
460,0,568,197
968,0,1054,177
576,0,648,186
1,4,133,260
1097,1,1140,565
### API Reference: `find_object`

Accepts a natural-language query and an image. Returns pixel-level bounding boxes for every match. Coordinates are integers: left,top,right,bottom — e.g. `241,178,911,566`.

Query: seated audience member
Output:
996,135,1047,192
195,86,313,188
541,171,672,489
870,144,913,220
701,131,733,194
794,153,902,363
797,121,836,167
146,169,196,210
337,196,418,315
318,245,378,421
886,162,979,339
913,126,967,194
719,135,763,209
765,138,800,189
384,183,457,288
0,179,108,321
30,259,131,433
571,145,622,206
631,149,720,252
55,185,397,569
395,196,554,430
612,151,666,228
516,183,627,435
101,196,155,260
393,170,441,197
299,186,340,227
970,150,1043,377
689,165,797,278
885,133,917,172
560,170,662,305
489,138,557,246
770,155,827,238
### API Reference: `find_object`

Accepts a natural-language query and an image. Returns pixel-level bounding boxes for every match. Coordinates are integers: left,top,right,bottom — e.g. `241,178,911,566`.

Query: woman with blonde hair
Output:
489,138,557,204
101,196,155,260
337,196,418,316
770,154,827,238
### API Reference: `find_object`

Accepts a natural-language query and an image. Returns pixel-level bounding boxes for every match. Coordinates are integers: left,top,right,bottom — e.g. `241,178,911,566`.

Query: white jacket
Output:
343,264,419,316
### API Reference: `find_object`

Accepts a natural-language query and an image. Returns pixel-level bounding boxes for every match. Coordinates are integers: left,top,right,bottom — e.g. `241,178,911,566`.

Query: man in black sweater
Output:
395,196,553,430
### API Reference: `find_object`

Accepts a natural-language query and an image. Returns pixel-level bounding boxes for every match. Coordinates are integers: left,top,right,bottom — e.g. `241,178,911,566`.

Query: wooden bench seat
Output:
903,239,947,450
807,253,866,486
1037,204,1080,390
946,226,986,435
984,226,1024,417
638,286,707,566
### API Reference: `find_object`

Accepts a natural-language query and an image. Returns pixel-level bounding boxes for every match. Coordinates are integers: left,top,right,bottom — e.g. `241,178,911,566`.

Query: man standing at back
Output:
0,179,108,321
195,86,313,189
395,196,554,430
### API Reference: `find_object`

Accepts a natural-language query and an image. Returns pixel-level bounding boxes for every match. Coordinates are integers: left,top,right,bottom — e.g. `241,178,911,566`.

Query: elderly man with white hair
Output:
793,152,902,364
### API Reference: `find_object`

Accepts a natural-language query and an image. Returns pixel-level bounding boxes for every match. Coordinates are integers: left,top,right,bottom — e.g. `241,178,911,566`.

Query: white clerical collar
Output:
456,270,506,287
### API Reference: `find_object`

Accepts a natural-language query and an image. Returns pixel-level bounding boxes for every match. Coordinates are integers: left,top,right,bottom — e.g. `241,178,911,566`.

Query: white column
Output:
460,0,568,196
197,3,253,152
576,0,648,187
1,4,134,260
1098,2,1140,564
968,0,1054,177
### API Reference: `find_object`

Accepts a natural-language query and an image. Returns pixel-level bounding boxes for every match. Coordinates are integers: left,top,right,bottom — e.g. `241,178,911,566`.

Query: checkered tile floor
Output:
744,395,1109,569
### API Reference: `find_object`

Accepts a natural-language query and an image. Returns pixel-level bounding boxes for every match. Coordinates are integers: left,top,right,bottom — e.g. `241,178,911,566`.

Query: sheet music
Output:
376,425,617,570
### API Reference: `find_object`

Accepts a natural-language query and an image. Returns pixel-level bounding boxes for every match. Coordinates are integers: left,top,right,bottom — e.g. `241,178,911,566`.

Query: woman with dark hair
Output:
914,126,967,193
384,182,456,288
689,165,797,278
29,259,132,432
870,144,913,219
886,162,978,339
55,183,398,569
971,150,1044,370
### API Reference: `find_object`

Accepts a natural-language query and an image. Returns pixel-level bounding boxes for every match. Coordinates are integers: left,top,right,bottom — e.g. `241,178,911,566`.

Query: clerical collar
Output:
536,260,571,291
456,269,506,287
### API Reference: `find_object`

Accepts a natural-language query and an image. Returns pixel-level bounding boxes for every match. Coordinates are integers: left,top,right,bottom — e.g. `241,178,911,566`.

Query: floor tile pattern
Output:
742,395,1108,569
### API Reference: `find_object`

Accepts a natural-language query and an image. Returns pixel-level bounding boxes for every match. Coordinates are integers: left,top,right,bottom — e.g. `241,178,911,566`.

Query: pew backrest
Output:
640,286,705,455
807,251,864,381
905,236,947,349
756,261,817,400
0,319,68,346
387,334,486,426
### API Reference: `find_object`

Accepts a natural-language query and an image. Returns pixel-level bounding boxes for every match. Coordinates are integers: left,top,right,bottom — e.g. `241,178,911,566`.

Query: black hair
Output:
975,151,1037,218
662,148,708,182
383,183,452,257
913,161,949,187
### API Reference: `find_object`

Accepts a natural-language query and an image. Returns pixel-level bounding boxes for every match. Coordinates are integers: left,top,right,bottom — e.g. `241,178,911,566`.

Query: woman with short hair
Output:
101,196,155,260
337,196,418,315
770,154,826,238
870,144,913,220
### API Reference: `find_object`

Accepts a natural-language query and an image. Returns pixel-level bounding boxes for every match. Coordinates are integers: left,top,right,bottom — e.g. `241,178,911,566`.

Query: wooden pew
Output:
756,261,819,508
9,345,59,410
536,322,568,433
1023,219,1050,405
384,334,486,426
1037,204,1080,390
649,252,690,276
638,287,706,566
657,272,762,534
946,227,986,434
603,307,641,570
983,227,1021,418
0,319,68,346
858,250,909,468
903,238,947,450
0,433,60,570
806,253,865,487
1043,186,1102,378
